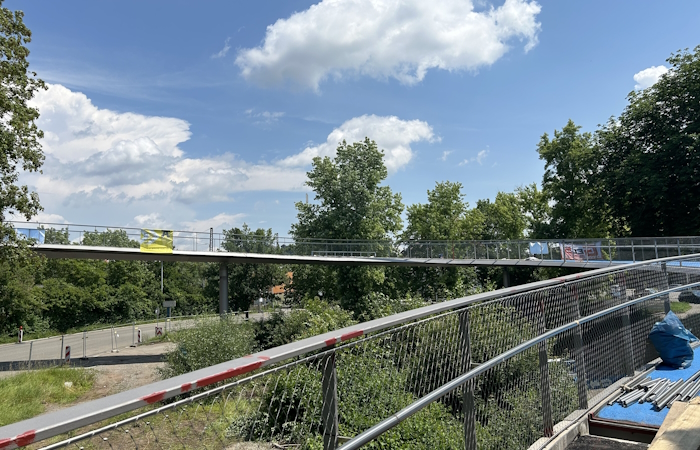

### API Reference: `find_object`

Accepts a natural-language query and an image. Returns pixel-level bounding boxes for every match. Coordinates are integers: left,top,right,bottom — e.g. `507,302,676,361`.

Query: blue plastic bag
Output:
649,311,698,368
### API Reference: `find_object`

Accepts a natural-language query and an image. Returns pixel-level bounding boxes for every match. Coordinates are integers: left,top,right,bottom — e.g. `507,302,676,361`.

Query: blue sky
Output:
8,0,700,235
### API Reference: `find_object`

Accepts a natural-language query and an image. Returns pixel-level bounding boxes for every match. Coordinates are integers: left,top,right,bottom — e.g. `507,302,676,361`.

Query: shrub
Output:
160,317,257,378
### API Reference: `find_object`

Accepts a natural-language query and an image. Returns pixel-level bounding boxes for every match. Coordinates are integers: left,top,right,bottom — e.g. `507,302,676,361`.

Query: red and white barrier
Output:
64,346,70,364
137,329,142,344
18,326,23,344
155,326,163,337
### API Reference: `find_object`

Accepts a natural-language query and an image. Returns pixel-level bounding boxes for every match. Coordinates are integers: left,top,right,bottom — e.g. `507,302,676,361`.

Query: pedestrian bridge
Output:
2,253,700,449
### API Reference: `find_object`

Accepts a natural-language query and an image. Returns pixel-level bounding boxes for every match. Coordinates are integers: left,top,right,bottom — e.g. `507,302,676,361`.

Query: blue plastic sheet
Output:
649,311,698,369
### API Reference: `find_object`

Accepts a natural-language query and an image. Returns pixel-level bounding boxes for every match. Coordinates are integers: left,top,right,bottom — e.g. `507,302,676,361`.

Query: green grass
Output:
0,367,95,426
671,302,692,314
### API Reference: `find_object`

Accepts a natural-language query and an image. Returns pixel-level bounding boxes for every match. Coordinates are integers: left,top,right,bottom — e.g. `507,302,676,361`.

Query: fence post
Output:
661,262,670,314
537,295,554,437
131,321,136,347
28,341,33,369
621,306,635,377
458,310,477,450
60,335,65,359
568,285,588,410
321,350,339,450
82,331,87,360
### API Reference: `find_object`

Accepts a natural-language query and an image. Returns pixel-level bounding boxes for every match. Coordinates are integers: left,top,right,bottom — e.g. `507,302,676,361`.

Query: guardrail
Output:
0,310,280,369
2,254,699,449
10,220,700,263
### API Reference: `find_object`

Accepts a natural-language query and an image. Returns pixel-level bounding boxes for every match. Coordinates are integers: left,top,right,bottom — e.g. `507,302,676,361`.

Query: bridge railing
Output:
2,254,700,449
10,220,700,263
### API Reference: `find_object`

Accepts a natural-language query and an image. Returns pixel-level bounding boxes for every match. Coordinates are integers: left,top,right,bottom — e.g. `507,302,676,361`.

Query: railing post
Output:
568,286,588,410
537,295,553,437
661,262,670,314
621,306,635,377
631,240,636,263
321,351,339,450
458,310,477,450
654,239,659,260
677,238,681,256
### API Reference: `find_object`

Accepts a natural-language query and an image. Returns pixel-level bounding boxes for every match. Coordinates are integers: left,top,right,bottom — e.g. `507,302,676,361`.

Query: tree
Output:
402,181,482,299
537,120,609,238
516,183,553,239
290,138,404,315
0,2,45,262
597,46,700,236
476,192,527,241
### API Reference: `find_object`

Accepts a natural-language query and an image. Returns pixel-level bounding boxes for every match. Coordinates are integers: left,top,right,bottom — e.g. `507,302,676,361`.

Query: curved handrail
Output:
341,280,700,449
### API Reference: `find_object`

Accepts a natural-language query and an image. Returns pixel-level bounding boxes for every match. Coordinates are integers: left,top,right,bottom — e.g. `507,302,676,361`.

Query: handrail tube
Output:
1,254,699,448
340,280,700,449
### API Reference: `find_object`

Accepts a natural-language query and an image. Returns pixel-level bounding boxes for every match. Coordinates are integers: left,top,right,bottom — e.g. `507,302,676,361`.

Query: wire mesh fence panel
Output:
2,256,697,450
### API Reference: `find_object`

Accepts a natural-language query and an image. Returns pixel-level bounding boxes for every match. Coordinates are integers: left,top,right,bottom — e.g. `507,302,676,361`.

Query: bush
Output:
160,317,257,379
254,297,356,349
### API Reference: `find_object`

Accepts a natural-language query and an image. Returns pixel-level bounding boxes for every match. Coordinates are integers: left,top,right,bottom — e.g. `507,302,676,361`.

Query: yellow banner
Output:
140,229,173,254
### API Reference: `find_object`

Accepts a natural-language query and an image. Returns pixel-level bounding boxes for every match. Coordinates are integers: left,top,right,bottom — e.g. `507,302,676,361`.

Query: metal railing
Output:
10,220,700,263
2,254,700,449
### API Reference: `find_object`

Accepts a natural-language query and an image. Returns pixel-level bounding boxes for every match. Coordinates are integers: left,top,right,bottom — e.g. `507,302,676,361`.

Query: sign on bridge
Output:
140,229,173,254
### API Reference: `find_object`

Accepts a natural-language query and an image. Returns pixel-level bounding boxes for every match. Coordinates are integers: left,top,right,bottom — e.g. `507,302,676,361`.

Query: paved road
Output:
0,312,271,364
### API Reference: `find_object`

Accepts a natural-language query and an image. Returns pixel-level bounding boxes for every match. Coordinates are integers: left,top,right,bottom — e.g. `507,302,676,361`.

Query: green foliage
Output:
0,258,42,334
82,229,139,248
476,192,527,241
671,302,691,314
597,46,700,236
215,224,286,312
0,366,94,426
0,1,45,264
254,297,356,349
537,120,609,239
160,317,257,378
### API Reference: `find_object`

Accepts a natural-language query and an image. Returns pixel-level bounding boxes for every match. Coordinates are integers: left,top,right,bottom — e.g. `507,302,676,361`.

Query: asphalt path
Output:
0,312,270,364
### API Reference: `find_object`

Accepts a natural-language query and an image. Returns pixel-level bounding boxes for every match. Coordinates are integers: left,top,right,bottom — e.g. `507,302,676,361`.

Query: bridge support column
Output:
537,295,554,437
219,263,228,316
502,267,511,288
459,310,478,450
321,351,339,450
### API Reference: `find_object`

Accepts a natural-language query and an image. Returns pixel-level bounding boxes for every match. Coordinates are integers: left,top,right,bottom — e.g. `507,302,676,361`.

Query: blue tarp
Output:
649,311,698,369
529,242,549,255
15,228,45,244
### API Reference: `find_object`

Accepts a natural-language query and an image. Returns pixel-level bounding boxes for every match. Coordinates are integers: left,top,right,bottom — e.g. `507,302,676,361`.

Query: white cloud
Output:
277,114,435,173
459,149,489,166
236,0,542,90
212,38,231,59
180,213,247,232
440,151,452,161
9,211,68,225
246,109,285,124
25,84,437,231
133,213,172,229
634,65,668,90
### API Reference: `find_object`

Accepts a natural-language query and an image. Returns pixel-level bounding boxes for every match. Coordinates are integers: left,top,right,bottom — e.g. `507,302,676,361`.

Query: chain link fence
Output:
1,255,700,449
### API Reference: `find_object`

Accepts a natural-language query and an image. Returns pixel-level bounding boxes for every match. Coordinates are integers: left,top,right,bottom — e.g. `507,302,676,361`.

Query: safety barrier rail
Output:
0,310,281,369
1,254,700,449
9,220,700,263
